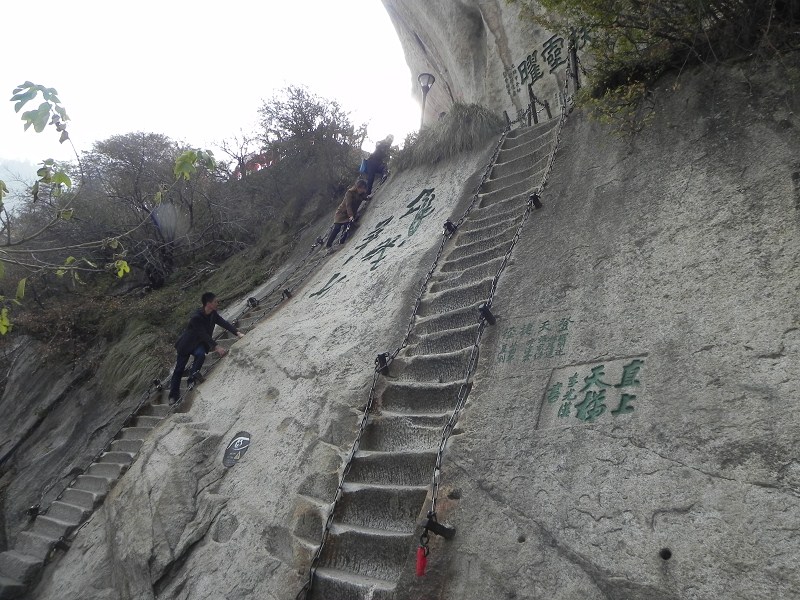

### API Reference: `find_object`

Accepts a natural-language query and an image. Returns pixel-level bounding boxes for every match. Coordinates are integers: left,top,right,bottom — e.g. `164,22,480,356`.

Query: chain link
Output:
427,70,574,522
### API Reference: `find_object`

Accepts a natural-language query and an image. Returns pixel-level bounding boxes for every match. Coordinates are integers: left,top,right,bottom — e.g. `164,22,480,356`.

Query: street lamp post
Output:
418,72,436,129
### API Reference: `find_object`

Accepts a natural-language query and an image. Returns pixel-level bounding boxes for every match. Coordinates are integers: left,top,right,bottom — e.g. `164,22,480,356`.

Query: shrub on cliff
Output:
391,103,505,172
518,0,800,129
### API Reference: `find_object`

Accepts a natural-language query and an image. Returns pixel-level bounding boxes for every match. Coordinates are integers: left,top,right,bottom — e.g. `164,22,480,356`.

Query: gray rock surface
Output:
5,3,800,598
27,143,496,599
435,59,800,599
382,0,571,122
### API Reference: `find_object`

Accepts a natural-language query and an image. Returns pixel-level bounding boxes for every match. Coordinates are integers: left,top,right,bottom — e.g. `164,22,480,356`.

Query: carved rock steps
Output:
393,348,475,383
415,277,494,318
336,483,429,533
376,380,466,415
310,567,397,600
309,119,558,599
0,400,170,599
318,525,413,582
348,451,437,486
405,323,479,356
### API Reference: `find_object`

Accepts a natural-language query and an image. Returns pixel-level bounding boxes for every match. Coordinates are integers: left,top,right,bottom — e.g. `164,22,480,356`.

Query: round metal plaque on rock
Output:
222,431,251,467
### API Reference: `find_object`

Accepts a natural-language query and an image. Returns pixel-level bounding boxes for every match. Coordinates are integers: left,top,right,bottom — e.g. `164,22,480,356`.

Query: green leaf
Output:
64,256,76,266
174,150,198,180
0,180,7,202
15,278,26,302
107,238,119,249
154,191,162,205
0,308,11,335
11,88,37,113
59,208,74,220
52,171,72,188
59,130,69,144
115,259,130,278
0,260,5,279
36,166,51,181
55,269,66,277
31,181,39,202
32,103,51,133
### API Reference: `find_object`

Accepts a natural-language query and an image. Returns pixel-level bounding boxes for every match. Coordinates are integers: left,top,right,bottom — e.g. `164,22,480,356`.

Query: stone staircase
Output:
305,118,561,599
0,302,290,599
0,220,341,599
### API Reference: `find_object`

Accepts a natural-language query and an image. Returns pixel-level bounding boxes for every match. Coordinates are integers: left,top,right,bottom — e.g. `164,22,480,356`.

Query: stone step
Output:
450,223,516,255
497,122,558,162
336,483,428,533
477,175,539,209
135,415,163,428
46,500,89,524
13,531,57,561
360,415,445,453
393,347,474,384
458,201,523,233
59,488,97,510
109,439,143,454
309,567,396,600
31,515,78,540
416,277,493,318
428,256,505,294
71,474,111,495
98,451,135,465
468,189,528,221
451,215,523,248
501,118,558,149
86,462,125,480
317,525,413,582
491,142,552,180
406,323,479,356
411,305,480,337
348,451,437,487
0,551,42,584
377,380,465,414
0,574,25,599
140,402,171,418
117,426,152,441
440,238,510,273
480,156,547,194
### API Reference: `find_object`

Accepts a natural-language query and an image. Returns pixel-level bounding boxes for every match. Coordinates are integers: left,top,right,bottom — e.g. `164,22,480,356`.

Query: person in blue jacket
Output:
168,292,243,404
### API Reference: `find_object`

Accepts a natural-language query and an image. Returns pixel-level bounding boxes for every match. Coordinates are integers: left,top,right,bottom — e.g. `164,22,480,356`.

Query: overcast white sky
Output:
0,0,421,169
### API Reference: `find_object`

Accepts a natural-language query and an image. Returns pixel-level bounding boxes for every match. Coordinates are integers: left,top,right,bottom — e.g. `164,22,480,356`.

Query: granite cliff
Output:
1,2,799,599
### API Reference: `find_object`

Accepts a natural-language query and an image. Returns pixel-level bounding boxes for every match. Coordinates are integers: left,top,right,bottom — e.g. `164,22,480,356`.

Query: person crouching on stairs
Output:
168,292,244,404
325,179,370,254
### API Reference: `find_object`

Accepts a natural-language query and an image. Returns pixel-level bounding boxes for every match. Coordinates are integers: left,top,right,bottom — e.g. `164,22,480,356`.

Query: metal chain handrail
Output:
428,63,574,521
295,126,519,599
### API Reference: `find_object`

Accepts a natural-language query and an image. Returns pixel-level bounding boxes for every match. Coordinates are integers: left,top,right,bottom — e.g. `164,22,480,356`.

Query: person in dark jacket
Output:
168,292,243,404
325,179,370,252
364,135,393,194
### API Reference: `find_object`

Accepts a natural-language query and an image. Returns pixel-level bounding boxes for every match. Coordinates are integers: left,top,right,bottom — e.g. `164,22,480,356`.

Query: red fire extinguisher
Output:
416,531,430,576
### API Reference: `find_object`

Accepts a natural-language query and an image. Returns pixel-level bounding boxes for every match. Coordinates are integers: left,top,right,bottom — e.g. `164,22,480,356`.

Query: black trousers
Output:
325,222,351,247
169,345,205,399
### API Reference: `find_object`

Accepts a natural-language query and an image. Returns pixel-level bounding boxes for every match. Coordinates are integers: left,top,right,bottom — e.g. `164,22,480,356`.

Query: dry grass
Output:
392,103,505,172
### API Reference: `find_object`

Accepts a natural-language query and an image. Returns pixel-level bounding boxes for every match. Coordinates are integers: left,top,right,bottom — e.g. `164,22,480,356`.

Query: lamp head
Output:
418,72,436,93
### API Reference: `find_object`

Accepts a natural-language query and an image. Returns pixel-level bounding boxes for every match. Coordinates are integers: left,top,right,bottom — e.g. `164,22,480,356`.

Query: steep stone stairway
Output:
304,117,561,600
0,238,331,599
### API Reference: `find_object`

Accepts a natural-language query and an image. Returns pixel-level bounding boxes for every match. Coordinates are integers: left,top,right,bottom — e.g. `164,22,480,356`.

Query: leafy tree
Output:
0,83,216,333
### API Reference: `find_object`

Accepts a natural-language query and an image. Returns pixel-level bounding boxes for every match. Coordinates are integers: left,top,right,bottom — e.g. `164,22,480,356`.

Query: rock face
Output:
4,4,800,599
433,60,800,599
382,0,573,123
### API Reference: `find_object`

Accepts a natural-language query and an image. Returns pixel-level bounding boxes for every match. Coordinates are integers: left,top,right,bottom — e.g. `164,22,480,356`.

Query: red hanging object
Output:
416,545,428,576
